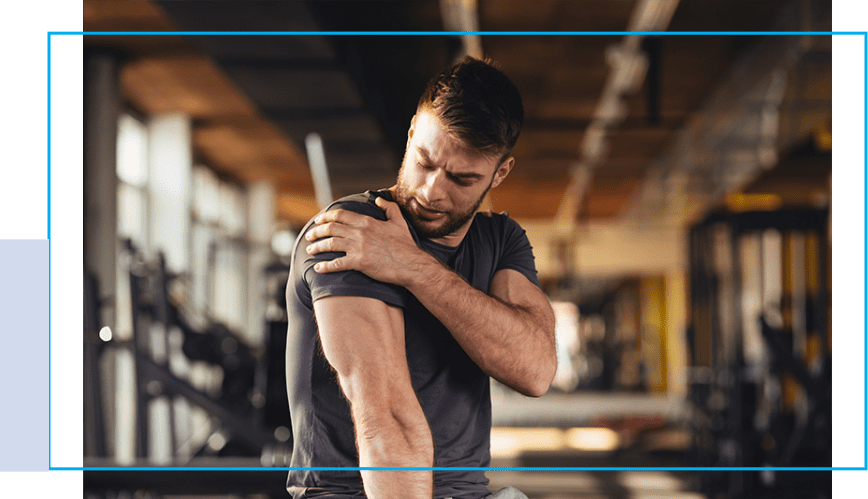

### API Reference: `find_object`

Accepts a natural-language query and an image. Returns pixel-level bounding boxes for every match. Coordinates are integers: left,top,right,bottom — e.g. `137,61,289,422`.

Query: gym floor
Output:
82,469,833,499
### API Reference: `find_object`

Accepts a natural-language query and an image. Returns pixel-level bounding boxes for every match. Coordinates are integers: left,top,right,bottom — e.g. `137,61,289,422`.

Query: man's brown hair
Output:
417,56,524,163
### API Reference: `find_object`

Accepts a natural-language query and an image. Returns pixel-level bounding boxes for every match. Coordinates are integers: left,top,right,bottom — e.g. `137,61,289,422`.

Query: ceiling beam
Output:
556,0,681,223
439,0,483,60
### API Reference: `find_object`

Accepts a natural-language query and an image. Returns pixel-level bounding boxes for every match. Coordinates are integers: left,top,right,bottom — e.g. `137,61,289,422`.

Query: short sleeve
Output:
495,216,541,288
297,195,409,309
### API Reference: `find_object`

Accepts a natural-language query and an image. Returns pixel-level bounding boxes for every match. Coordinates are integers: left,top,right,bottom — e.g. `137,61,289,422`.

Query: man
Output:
286,56,557,499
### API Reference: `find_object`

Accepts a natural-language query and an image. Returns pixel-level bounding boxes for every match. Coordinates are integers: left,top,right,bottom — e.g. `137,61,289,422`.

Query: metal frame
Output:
123,241,280,464
687,208,830,498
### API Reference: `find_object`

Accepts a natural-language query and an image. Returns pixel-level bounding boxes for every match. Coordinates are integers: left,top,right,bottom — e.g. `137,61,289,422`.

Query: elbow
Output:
519,375,552,398
529,328,558,397
520,310,558,398
519,351,557,398
535,361,558,398
521,381,550,398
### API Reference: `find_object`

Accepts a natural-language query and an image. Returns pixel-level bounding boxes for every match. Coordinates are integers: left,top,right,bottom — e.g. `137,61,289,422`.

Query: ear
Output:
406,114,417,147
490,157,514,190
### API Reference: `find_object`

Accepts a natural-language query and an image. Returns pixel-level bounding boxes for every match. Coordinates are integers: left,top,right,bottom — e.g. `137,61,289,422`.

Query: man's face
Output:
394,111,513,245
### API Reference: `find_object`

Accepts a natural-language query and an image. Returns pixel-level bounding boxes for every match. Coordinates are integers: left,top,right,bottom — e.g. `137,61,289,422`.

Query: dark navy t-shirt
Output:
285,190,540,499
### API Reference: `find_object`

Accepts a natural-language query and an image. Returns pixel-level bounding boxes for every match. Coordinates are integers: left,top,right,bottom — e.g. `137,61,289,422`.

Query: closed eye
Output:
417,156,482,186
449,172,483,186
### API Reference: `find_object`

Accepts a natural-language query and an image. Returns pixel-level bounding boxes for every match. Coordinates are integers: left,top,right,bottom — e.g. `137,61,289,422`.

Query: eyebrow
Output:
417,147,486,180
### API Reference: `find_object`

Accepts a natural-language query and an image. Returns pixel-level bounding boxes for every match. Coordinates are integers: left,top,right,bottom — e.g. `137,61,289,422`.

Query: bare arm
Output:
407,263,556,397
307,198,557,397
314,295,433,498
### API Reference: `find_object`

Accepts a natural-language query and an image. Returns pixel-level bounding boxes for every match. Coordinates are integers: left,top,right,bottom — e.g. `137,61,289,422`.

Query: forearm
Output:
354,398,433,498
405,254,556,397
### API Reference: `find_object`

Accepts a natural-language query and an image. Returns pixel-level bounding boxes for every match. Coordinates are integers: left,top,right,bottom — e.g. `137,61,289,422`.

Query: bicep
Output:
313,295,408,405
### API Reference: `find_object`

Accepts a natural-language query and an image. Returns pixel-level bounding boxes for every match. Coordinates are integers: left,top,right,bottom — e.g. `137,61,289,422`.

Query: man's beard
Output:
394,163,492,240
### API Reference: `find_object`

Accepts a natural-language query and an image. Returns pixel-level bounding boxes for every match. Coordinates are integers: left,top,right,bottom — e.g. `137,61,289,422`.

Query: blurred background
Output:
81,1,832,498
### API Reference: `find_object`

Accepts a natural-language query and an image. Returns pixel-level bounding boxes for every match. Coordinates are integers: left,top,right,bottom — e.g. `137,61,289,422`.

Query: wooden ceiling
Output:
83,0,828,227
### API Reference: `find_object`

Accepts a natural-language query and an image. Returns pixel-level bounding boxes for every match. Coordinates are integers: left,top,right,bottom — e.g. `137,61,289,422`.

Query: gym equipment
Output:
124,240,289,464
84,269,108,457
687,208,830,499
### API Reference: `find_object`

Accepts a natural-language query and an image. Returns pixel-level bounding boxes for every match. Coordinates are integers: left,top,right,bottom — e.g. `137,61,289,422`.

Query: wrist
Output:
402,250,448,293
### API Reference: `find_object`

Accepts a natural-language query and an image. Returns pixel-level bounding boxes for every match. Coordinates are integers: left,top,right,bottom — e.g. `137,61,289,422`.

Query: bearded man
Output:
285,56,556,499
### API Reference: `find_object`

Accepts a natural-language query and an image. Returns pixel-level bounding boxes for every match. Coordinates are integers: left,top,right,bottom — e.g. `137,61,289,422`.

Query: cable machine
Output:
687,208,831,499
125,240,290,465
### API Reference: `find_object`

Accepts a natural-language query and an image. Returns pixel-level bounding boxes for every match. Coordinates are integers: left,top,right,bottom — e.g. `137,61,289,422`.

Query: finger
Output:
313,258,349,273
304,224,324,242
305,222,352,242
314,209,361,226
304,226,316,242
374,196,401,219
305,236,349,255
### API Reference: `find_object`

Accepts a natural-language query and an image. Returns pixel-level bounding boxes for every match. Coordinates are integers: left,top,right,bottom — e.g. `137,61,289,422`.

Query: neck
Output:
387,185,472,248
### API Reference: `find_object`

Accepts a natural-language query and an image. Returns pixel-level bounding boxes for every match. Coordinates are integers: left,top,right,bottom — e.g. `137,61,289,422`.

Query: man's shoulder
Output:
298,190,389,238
292,189,409,309
324,190,390,221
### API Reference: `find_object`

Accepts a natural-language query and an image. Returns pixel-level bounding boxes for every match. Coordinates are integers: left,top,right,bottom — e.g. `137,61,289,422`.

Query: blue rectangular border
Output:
51,30,868,472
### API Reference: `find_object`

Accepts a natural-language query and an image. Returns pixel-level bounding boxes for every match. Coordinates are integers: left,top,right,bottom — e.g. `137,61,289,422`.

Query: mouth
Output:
412,199,446,220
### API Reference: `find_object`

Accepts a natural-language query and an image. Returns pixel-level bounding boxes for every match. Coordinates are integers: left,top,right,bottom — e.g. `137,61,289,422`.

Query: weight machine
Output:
687,208,831,499
84,269,108,458
84,239,292,467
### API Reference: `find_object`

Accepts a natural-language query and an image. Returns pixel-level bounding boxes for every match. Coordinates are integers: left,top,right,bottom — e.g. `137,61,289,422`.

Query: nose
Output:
418,169,447,207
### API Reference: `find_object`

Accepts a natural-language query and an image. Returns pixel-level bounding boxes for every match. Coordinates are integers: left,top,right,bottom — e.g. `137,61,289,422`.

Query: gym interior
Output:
82,1,835,498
